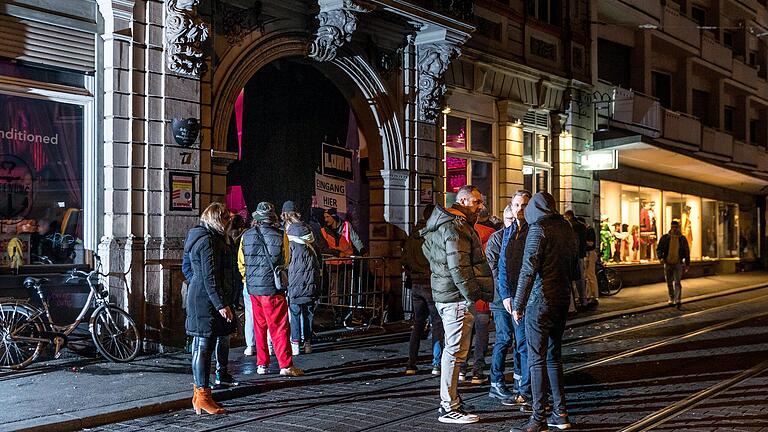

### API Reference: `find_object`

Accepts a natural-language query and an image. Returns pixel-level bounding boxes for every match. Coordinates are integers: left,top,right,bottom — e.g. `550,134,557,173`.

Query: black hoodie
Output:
513,193,579,311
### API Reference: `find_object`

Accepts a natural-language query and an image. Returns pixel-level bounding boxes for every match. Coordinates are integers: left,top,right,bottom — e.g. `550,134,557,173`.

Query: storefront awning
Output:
594,135,768,194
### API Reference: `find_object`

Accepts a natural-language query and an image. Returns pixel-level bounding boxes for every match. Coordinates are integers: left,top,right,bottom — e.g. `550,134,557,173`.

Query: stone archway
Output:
211,31,404,173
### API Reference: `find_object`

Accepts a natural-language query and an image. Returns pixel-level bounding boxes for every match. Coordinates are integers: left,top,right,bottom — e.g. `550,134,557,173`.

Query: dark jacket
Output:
184,225,238,337
239,223,285,297
485,229,504,310
585,225,597,252
497,220,530,308
286,223,321,304
570,219,588,258
420,204,494,304
656,233,690,265
402,221,431,284
513,194,579,311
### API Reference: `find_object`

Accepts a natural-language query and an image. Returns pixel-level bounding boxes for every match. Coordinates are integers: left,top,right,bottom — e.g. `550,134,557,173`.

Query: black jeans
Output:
407,283,443,368
525,302,569,422
192,335,230,387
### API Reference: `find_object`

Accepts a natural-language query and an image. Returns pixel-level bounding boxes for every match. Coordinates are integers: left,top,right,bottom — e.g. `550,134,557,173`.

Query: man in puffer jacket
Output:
420,185,493,424
510,192,578,432
286,222,321,355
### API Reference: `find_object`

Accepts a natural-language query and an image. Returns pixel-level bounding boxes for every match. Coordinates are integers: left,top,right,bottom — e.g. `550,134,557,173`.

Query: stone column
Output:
556,87,595,218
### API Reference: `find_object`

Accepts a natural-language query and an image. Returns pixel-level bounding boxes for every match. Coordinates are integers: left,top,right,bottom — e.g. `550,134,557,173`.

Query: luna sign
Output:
172,118,201,147
0,155,33,219
322,143,354,181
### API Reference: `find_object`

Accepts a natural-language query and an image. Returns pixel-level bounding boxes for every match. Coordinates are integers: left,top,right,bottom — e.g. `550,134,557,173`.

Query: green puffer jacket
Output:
419,204,494,304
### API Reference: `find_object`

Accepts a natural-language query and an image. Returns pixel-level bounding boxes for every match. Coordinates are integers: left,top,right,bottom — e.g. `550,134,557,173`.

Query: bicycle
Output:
0,254,140,369
596,260,623,296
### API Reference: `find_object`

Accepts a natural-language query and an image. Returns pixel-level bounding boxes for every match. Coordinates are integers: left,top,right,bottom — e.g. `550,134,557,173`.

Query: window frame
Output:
522,123,552,194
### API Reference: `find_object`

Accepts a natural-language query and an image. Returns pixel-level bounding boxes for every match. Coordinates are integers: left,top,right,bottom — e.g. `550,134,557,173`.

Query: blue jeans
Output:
513,312,530,398
243,287,255,347
288,301,316,344
490,308,515,385
526,302,569,422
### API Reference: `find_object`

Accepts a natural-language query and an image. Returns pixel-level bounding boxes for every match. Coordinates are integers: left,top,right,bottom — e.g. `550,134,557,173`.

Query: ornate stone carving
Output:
217,1,264,45
165,0,209,77
417,43,459,123
309,1,371,62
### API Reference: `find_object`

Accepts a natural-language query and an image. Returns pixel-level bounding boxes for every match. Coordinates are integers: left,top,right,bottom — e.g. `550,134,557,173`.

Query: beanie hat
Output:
281,200,296,214
253,202,277,223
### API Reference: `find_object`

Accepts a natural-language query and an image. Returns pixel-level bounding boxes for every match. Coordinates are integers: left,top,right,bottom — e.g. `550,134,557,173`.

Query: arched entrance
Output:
224,58,370,239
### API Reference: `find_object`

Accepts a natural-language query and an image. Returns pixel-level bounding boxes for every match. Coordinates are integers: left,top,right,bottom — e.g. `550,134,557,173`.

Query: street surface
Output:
94,286,768,431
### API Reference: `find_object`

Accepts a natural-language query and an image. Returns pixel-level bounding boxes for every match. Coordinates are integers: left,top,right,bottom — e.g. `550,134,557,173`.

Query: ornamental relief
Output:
417,43,460,123
165,0,210,77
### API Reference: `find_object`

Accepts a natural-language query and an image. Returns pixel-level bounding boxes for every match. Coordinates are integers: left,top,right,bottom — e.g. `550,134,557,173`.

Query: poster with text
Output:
315,173,347,213
170,172,195,211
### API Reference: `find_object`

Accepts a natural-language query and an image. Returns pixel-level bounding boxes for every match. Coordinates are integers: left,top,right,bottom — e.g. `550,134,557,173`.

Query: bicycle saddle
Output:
23,277,48,287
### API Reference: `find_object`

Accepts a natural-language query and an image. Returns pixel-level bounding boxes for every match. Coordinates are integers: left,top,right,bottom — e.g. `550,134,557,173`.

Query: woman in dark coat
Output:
286,221,321,354
184,202,238,415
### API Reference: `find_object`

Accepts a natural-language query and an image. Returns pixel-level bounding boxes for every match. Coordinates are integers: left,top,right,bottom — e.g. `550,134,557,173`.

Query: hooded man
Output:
510,192,578,432
420,185,494,424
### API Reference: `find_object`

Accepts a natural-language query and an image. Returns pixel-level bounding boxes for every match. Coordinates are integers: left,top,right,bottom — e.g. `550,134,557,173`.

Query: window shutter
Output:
523,111,549,129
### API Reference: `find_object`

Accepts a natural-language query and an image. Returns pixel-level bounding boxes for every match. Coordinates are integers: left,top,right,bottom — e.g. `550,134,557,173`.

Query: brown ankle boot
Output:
192,385,198,407
193,386,225,415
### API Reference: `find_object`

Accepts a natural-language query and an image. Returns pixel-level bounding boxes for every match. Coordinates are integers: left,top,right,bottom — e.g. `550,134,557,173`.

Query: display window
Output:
599,180,753,265
443,113,496,212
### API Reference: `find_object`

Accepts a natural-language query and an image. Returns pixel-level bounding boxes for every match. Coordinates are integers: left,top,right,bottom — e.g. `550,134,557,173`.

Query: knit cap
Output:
253,202,277,222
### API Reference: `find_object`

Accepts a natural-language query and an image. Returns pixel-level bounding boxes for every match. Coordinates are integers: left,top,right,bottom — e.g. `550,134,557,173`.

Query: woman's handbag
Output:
255,227,288,291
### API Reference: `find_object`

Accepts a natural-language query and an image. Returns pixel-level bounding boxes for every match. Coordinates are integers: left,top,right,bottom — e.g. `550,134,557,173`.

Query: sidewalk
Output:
2,271,766,432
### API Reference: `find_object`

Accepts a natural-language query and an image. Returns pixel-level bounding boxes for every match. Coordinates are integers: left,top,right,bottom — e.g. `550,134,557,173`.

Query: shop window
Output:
600,180,663,264
739,204,760,259
443,114,496,211
523,130,551,194
0,93,84,267
662,192,701,260
702,198,718,259
719,202,739,258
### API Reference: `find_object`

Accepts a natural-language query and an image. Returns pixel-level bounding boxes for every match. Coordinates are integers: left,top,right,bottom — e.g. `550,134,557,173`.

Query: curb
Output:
568,281,768,328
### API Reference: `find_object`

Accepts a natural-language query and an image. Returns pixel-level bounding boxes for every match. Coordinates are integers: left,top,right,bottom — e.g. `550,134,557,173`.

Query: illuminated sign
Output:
580,149,618,170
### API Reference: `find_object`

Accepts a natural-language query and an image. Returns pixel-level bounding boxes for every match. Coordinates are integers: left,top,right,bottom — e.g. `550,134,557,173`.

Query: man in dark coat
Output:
420,185,493,424
511,192,578,432
656,220,690,309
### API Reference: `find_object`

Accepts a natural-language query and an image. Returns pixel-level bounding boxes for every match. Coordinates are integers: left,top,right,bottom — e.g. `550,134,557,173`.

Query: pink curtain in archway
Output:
225,89,246,212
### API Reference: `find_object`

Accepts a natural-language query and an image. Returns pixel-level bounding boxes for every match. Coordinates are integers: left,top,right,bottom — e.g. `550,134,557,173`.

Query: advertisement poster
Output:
419,177,434,204
315,172,347,213
170,172,195,211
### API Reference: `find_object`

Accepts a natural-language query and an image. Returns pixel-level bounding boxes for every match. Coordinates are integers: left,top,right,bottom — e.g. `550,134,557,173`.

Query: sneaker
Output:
431,365,440,375
519,400,533,414
214,371,239,387
437,407,479,424
489,383,517,406
304,342,312,354
256,364,269,375
668,300,674,307
471,373,488,385
291,341,300,356
458,372,466,382
510,417,549,432
243,346,255,356
279,366,305,377
547,413,572,430
404,366,418,375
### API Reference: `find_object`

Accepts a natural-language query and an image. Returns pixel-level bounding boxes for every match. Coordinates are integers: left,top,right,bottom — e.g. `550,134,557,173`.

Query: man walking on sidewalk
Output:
487,191,531,406
421,185,494,424
511,192,578,432
656,220,690,309
403,205,443,375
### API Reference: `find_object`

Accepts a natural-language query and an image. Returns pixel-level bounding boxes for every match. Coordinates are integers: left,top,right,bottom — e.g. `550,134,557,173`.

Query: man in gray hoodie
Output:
510,192,578,432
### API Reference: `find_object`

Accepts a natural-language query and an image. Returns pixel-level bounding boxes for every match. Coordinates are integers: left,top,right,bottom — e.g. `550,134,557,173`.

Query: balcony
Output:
732,140,760,167
596,81,662,138
701,35,732,71
701,127,734,157
732,58,759,87
621,0,662,21
662,109,701,146
662,6,700,49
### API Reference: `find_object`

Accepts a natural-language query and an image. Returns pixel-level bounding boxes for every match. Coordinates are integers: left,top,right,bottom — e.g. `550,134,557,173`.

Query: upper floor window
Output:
691,6,707,27
526,0,562,26
523,125,551,194
443,114,496,211
651,71,672,109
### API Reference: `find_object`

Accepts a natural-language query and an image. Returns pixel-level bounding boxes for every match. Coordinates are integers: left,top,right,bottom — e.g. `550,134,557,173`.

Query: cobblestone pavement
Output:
91,288,768,432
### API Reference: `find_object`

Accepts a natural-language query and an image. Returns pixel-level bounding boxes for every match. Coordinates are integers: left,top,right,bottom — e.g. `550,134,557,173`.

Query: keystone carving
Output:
309,1,371,62
417,43,460,123
165,0,209,77
217,1,264,45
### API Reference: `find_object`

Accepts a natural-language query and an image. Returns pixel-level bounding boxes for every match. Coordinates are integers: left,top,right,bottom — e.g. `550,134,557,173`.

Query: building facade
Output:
594,0,768,282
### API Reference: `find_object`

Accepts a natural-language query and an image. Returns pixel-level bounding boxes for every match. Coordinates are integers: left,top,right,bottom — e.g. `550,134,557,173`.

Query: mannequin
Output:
681,205,693,248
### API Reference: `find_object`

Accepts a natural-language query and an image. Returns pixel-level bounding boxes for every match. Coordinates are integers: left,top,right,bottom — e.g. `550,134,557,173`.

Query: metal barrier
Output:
319,255,385,331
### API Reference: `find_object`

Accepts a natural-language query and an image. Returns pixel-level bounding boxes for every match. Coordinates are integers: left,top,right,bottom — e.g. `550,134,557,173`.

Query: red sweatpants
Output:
250,294,293,368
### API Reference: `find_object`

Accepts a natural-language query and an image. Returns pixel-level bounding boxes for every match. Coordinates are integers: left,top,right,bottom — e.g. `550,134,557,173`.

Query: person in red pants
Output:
238,202,304,377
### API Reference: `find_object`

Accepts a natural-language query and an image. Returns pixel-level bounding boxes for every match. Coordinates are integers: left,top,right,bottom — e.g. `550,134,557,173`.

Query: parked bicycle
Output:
596,260,623,296
0,254,140,369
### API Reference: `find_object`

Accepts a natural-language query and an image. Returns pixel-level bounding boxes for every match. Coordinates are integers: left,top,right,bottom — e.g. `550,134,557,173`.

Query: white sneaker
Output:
279,366,305,377
256,365,268,375
304,342,312,354
291,342,300,356
437,407,479,424
458,372,466,382
243,346,255,356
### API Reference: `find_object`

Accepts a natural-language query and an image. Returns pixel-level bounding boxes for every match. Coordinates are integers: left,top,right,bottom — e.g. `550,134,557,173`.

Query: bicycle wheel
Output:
90,305,140,362
602,268,623,296
0,303,45,369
